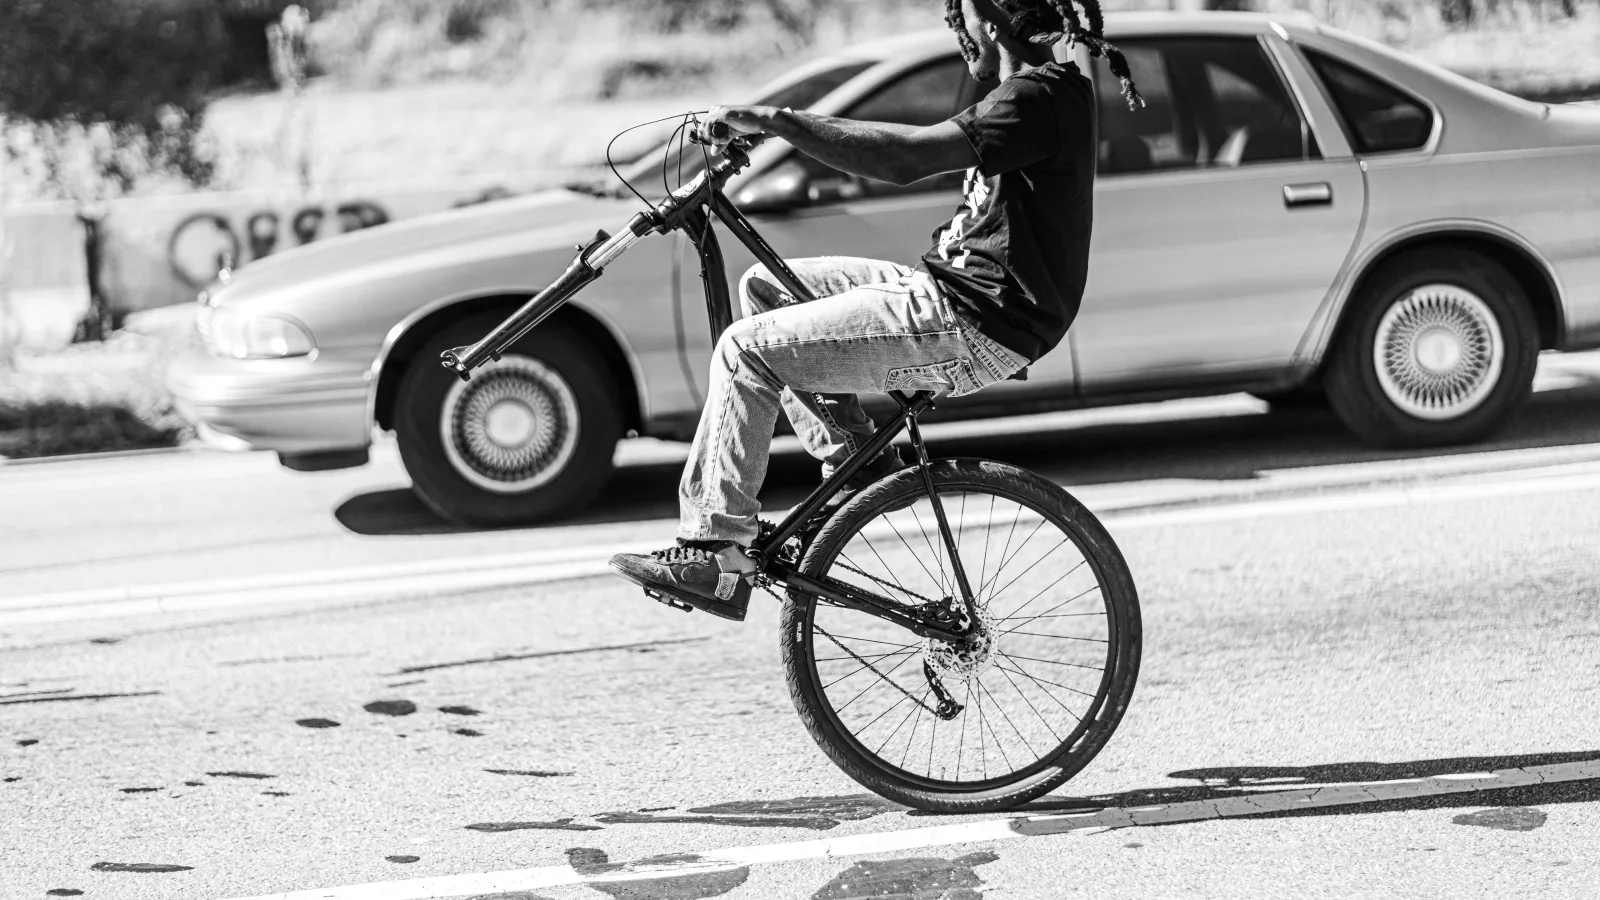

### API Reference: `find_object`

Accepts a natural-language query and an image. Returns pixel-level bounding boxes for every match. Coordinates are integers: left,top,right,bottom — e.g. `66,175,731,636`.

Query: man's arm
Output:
704,105,978,187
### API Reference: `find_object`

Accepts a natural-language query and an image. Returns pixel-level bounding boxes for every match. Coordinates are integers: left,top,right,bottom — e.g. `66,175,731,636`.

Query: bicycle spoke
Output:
853,677,923,737
1002,631,1107,643
977,494,996,595
999,584,1103,635
819,634,920,650
885,515,945,591
986,536,1073,607
995,662,1062,743
978,503,1026,599
996,652,1101,702
900,690,925,769
993,664,1081,718
874,687,931,757
815,648,917,663
991,611,1104,621
977,677,1036,760
975,682,1013,773
849,539,925,605
908,505,950,596
832,648,919,714
980,518,1047,602
821,649,918,690
998,651,1106,676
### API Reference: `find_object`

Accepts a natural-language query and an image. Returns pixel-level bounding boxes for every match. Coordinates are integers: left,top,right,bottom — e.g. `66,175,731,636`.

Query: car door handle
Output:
1283,182,1333,208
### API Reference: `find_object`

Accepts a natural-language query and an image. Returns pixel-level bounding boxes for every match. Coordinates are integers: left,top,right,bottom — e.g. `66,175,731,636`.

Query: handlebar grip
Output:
707,121,730,141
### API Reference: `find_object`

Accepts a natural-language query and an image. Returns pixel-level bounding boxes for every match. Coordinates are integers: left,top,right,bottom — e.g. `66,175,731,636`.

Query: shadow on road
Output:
335,379,1600,537
986,749,1600,820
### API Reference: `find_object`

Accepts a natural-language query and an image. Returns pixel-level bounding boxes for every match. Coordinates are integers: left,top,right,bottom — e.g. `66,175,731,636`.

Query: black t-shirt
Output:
921,62,1097,363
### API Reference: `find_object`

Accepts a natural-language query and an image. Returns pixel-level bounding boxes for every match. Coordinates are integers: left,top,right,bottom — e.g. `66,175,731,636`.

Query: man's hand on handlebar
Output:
698,105,778,152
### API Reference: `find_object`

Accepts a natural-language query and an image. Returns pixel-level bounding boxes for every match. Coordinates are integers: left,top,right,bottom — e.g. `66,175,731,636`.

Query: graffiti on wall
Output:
166,200,391,289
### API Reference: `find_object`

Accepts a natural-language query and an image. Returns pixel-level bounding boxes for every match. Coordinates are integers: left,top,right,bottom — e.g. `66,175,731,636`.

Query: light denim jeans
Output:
677,256,1029,546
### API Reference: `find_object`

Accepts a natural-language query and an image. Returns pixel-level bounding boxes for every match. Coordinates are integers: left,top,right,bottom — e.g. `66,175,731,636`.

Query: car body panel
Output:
1074,156,1366,390
167,11,1600,465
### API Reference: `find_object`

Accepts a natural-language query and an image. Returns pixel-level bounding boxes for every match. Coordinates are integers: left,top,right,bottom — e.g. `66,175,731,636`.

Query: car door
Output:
1072,35,1366,392
676,56,1076,405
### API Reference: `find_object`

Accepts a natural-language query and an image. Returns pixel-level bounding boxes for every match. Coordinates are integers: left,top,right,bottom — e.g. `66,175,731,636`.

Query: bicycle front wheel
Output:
780,459,1141,812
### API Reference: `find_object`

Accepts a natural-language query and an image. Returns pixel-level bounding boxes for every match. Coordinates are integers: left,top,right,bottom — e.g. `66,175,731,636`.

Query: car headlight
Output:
204,308,316,359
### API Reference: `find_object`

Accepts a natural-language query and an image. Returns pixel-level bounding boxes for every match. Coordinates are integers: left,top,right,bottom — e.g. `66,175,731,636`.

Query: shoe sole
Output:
608,562,748,622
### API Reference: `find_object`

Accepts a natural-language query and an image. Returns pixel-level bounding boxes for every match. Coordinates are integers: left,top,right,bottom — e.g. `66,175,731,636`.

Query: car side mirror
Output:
733,159,812,214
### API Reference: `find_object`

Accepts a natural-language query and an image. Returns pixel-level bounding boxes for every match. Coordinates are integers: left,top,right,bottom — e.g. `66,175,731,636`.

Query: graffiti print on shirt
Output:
933,167,992,271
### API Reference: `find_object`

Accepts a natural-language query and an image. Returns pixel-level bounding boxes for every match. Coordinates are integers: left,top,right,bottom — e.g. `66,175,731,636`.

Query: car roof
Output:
812,11,1318,67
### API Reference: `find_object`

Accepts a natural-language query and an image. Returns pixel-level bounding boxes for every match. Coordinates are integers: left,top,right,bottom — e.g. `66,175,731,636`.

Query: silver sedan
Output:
168,11,1600,526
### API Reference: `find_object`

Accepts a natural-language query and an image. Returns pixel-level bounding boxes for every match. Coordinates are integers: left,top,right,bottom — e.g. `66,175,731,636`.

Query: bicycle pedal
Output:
643,587,695,614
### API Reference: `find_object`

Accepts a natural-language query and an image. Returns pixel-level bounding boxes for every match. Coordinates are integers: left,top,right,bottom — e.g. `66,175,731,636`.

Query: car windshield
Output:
610,59,875,193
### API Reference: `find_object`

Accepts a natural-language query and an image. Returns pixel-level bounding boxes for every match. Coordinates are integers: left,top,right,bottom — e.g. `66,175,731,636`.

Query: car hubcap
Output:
1373,284,1503,421
440,355,580,494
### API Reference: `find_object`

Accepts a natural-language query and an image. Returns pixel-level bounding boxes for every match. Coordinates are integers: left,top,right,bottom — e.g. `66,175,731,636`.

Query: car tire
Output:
1323,248,1537,448
1250,384,1328,410
394,314,622,526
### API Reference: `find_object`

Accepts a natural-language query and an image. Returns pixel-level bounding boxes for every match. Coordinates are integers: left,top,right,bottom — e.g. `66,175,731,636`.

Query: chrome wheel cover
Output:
440,355,580,494
1372,284,1503,421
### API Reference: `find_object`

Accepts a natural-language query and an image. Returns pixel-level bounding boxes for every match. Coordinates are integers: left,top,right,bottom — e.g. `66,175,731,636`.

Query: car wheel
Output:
394,314,622,526
1323,248,1537,448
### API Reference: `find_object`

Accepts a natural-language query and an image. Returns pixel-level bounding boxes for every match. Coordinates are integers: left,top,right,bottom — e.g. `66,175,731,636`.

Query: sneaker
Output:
609,540,754,621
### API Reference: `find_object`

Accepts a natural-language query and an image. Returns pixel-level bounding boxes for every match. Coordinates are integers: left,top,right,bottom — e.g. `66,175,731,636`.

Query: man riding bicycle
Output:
611,0,1140,620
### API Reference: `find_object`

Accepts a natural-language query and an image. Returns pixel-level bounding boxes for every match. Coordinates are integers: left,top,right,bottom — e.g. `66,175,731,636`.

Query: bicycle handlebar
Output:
440,136,761,381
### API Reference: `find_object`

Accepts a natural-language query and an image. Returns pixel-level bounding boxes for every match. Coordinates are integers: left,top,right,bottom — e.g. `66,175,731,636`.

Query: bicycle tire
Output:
780,458,1141,813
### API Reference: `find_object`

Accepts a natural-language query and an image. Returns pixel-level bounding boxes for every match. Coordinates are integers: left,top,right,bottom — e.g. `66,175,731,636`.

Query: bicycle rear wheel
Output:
780,458,1140,812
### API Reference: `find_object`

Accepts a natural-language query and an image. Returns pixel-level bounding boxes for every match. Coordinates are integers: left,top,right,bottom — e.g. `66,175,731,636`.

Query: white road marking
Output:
216,758,1600,900
7,464,1600,626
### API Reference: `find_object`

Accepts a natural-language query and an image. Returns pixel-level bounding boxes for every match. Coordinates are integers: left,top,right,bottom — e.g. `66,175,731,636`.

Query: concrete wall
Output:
0,169,590,351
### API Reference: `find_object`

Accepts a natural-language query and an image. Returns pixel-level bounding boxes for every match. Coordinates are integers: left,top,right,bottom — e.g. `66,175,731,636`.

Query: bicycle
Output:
440,117,1141,813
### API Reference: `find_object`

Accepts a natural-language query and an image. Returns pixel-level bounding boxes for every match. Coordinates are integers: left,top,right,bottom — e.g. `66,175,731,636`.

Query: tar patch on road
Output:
467,819,603,833
441,705,482,716
364,699,418,716
1453,807,1548,831
454,728,484,737
811,851,1000,900
566,848,749,900
485,769,573,777
296,717,341,728
90,862,194,873
386,855,421,863
206,771,275,779
45,890,84,896
596,794,897,831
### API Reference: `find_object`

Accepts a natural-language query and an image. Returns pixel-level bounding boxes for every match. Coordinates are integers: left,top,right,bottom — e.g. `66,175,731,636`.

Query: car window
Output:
1094,38,1310,175
1303,49,1433,154
786,58,971,201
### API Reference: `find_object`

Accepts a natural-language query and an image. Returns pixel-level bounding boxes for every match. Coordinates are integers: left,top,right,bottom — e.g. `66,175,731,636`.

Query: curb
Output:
0,443,208,468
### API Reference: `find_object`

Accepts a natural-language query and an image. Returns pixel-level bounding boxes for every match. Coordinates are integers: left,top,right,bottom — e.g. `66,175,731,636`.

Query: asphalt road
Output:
3,361,1600,900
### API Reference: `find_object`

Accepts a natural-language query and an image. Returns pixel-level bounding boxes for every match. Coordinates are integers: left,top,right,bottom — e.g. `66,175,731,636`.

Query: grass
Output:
0,308,200,459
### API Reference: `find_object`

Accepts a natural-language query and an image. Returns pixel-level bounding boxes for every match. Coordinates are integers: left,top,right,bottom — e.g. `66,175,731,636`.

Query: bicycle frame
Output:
442,138,978,642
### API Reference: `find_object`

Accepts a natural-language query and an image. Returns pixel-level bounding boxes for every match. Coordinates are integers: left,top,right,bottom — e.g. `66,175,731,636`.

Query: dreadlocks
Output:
945,0,1144,111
